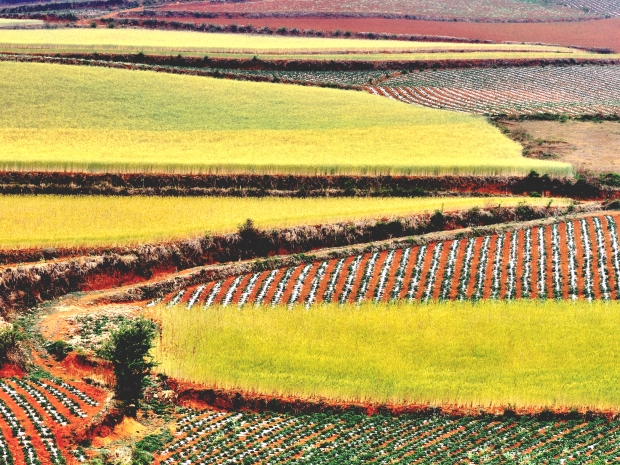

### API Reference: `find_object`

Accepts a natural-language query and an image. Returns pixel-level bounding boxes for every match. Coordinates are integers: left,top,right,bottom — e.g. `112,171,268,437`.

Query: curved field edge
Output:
0,61,571,176
148,299,620,410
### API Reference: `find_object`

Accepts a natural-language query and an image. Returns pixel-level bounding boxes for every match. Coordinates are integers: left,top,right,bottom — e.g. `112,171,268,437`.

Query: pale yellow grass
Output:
0,28,580,54
150,300,620,409
0,62,571,176
0,195,568,249
0,19,43,28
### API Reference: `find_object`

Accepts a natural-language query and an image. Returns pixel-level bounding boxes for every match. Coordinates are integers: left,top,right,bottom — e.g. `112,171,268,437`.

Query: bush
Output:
46,340,72,360
0,325,27,366
98,318,158,416
601,172,620,187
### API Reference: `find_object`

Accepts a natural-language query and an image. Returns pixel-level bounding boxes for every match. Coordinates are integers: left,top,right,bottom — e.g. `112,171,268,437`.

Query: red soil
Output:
465,236,484,299
395,247,417,300
296,262,319,303
572,219,586,299
313,259,337,303
246,270,271,303
330,255,356,303
431,240,452,300
603,216,619,300
363,251,388,302
277,263,305,304
558,222,571,300
343,253,370,304
499,233,511,300
481,235,498,300
150,16,620,52
530,229,540,299
586,218,604,299
544,224,554,299
515,230,524,298
380,249,401,302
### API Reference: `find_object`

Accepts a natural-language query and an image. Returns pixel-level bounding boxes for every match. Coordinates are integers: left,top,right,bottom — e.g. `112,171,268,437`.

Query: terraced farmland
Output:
159,0,595,20
0,375,102,464
371,65,620,117
155,409,620,464
152,214,620,308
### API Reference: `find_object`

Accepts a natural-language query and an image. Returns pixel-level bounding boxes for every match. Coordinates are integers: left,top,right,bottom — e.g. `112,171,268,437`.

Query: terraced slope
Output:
371,65,620,117
152,214,620,308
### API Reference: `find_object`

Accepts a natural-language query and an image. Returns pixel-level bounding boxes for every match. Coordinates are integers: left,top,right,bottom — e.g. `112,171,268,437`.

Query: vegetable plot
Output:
371,65,620,117
156,408,620,464
152,214,620,307
0,376,102,464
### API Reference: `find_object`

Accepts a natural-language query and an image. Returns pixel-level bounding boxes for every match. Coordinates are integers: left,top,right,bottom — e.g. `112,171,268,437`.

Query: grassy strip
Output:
0,195,567,249
150,299,620,409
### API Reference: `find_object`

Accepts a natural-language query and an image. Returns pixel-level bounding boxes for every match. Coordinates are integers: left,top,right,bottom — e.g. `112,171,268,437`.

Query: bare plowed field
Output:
370,65,620,116
151,213,620,308
158,0,593,21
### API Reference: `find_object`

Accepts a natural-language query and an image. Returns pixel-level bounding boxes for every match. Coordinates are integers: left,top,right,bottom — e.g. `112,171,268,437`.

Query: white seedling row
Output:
551,223,564,299
155,216,620,307
606,215,620,298
566,221,579,300
593,217,611,300
390,247,412,301
305,261,328,307
356,252,380,303
490,233,505,300
580,219,595,301
439,240,461,300
421,243,444,302
521,229,533,298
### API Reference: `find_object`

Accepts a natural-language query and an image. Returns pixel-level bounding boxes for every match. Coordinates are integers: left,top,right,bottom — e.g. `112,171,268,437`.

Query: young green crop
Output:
0,195,566,249
151,300,620,409
0,61,571,176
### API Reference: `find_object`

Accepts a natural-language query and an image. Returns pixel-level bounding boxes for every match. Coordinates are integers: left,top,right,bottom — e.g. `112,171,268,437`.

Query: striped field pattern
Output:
368,65,620,117
152,214,620,308
156,408,620,465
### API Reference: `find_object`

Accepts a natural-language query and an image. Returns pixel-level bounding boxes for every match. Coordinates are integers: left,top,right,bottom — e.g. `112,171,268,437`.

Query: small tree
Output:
98,318,158,416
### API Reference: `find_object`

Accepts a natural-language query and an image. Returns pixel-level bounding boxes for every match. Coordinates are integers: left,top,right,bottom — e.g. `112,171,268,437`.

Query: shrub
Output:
46,340,72,360
0,324,27,367
601,172,620,187
98,318,158,416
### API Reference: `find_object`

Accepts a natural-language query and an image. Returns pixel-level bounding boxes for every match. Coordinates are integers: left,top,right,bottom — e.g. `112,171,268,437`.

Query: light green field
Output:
150,300,620,409
0,195,565,248
0,28,581,54
0,61,570,176
0,18,43,28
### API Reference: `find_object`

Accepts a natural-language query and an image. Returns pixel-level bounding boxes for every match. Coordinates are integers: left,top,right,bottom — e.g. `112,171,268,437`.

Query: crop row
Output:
153,214,620,308
560,0,620,16
370,65,620,116
156,408,620,464
0,377,101,464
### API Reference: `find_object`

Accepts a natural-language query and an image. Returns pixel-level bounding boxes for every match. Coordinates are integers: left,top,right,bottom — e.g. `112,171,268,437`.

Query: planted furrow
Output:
421,243,444,302
606,215,620,299
237,272,262,307
339,255,363,304
406,245,427,300
355,252,380,303
288,263,314,306
580,219,595,301
322,258,346,304
304,261,328,307
389,248,411,301
254,270,278,306
374,249,396,302
593,216,611,300
439,240,461,301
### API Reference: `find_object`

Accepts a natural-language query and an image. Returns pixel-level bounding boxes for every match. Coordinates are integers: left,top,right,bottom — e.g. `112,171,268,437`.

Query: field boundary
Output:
169,381,620,421
55,207,606,307
0,171,616,199
2,49,620,72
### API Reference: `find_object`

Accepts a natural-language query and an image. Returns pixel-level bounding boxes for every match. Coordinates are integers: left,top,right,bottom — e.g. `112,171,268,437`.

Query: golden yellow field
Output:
0,61,571,176
0,195,566,248
0,28,582,54
150,300,620,409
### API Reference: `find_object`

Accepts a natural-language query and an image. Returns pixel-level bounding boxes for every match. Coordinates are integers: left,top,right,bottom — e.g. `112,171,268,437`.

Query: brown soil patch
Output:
500,120,620,174
148,16,620,52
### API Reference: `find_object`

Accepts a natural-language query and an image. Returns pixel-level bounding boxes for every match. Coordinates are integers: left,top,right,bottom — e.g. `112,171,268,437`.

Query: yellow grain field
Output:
0,195,567,248
0,61,571,176
150,300,620,409
0,28,581,54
